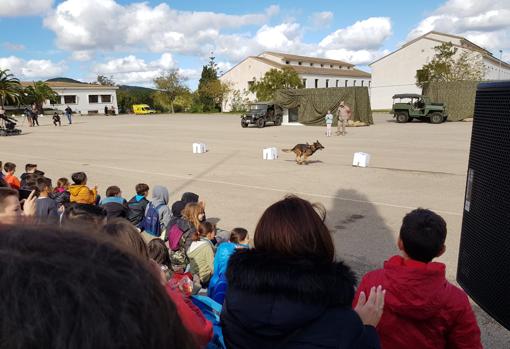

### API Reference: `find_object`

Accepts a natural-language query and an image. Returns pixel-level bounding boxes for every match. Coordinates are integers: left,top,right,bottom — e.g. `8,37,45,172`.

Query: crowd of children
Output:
0,160,483,349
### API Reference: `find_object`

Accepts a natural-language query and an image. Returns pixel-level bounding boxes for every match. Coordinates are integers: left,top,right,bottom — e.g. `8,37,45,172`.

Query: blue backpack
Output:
141,203,164,236
192,295,226,349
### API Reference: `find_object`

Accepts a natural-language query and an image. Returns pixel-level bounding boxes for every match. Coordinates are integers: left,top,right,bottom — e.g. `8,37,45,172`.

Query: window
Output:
330,64,333,68
310,63,314,66
336,80,339,87
63,95,76,104
368,81,371,87
340,66,343,69
325,79,329,88
345,80,348,87
353,80,357,86
298,61,302,65
302,79,307,88
285,60,290,64
320,64,324,67
315,79,319,88
88,95,99,103
361,81,364,87
101,95,111,103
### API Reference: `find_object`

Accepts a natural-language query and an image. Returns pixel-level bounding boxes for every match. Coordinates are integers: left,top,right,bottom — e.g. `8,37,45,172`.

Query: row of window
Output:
302,79,371,88
285,61,350,70
57,95,113,105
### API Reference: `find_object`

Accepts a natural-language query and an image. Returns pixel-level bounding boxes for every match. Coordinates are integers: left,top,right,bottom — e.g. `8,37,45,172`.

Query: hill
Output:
46,77,85,84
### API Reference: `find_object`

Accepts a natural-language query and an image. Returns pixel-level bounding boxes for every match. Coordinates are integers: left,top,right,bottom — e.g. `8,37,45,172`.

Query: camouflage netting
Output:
422,80,483,121
274,87,373,126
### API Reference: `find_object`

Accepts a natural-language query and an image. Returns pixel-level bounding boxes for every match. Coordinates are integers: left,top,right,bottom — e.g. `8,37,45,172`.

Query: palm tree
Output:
23,81,59,113
0,69,21,107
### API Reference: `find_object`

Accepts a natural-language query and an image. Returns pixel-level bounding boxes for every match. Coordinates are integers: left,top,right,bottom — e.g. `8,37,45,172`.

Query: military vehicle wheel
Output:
241,119,248,128
429,113,444,124
256,118,265,128
396,112,409,123
274,116,282,126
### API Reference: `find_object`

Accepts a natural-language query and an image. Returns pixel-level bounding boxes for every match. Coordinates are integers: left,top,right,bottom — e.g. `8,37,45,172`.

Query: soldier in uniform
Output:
336,101,352,136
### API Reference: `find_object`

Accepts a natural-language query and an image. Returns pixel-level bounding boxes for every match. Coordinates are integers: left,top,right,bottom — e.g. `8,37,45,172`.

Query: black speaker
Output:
457,81,510,330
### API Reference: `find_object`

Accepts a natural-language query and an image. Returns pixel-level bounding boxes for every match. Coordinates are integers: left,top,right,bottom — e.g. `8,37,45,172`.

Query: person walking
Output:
104,106,108,116
65,105,73,124
336,101,352,136
325,110,333,137
31,104,39,126
24,107,33,127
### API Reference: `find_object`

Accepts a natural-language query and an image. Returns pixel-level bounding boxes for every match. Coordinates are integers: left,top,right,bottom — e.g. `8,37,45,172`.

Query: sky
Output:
0,0,508,89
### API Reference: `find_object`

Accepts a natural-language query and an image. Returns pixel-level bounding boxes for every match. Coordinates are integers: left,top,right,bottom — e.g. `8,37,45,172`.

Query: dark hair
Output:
56,177,69,189
148,239,171,269
136,183,149,195
71,172,87,185
0,225,195,349
62,203,107,230
171,200,185,218
102,218,149,260
106,186,121,197
0,188,18,212
0,177,9,188
181,192,199,205
230,227,248,243
193,221,214,241
21,172,42,191
4,162,16,172
254,195,334,263
36,177,52,194
25,163,37,172
399,208,447,263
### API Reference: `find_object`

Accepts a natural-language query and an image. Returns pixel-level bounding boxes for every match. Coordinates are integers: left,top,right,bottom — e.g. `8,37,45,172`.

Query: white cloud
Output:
255,23,303,50
0,56,65,79
0,0,53,17
71,50,93,61
319,17,392,50
310,11,333,28
408,0,510,55
322,49,391,66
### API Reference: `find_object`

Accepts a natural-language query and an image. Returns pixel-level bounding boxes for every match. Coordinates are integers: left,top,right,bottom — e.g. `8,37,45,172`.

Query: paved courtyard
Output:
1,112,508,346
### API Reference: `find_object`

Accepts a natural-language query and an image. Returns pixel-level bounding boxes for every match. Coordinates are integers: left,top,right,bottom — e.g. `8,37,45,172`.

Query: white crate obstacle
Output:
263,147,278,160
352,152,370,167
192,143,207,154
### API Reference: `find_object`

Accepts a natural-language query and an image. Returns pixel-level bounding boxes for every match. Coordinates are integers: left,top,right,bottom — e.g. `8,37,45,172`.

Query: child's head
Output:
135,183,149,197
4,162,16,174
147,239,171,268
36,177,52,195
0,188,21,224
56,177,69,189
399,208,447,263
25,164,37,174
182,202,205,230
71,172,87,185
194,221,215,241
230,227,249,245
106,186,122,198
62,203,107,230
102,218,149,260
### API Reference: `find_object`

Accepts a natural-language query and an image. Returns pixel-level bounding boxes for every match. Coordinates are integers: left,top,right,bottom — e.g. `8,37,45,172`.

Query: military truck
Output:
241,102,283,128
391,94,447,124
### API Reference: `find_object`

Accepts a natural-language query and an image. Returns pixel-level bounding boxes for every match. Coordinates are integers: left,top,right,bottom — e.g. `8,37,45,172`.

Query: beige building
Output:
220,51,371,112
370,31,510,110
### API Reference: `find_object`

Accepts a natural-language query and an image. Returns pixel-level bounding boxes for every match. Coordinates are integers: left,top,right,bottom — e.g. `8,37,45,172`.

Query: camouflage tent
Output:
274,87,373,126
422,80,483,121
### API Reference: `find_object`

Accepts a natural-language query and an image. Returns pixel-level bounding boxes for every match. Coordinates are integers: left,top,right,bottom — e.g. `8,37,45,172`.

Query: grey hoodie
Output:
146,185,172,238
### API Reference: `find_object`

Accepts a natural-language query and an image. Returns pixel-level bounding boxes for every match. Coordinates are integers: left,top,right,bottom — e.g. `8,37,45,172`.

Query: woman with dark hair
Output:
221,195,384,349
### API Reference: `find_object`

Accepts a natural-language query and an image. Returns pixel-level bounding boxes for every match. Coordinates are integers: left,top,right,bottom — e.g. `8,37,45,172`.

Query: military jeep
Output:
241,102,283,128
391,94,448,124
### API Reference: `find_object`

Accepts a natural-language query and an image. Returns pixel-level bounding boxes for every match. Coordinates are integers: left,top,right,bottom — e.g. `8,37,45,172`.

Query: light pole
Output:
499,50,503,80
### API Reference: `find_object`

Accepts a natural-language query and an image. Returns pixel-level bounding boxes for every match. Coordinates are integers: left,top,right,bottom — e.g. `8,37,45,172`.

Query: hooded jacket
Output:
68,185,97,205
221,249,380,349
99,196,128,219
353,255,482,349
145,185,171,238
127,195,149,226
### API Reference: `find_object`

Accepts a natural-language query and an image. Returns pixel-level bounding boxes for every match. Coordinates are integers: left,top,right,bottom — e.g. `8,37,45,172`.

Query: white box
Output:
263,147,278,160
352,152,370,167
193,143,207,154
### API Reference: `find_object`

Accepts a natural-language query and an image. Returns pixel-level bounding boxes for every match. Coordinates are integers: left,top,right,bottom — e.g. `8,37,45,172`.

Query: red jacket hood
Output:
382,255,448,320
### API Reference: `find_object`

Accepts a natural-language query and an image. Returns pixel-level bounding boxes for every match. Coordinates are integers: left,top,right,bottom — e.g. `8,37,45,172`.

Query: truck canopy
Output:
392,94,424,99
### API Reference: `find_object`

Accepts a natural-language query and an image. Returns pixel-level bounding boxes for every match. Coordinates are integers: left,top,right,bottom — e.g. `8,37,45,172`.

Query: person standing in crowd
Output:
127,183,150,227
336,101,352,136
34,177,59,224
31,104,39,126
65,105,73,124
3,162,20,190
325,110,333,137
221,195,384,349
68,172,97,205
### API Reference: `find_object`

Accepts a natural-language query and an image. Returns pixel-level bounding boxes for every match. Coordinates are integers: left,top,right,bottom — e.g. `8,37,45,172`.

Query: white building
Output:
220,51,371,112
22,81,119,115
370,31,510,110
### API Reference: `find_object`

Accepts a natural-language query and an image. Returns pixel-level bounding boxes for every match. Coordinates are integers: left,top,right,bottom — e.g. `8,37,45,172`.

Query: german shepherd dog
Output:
282,140,325,165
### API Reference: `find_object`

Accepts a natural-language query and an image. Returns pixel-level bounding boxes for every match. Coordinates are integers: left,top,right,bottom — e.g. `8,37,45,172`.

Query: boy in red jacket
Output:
354,208,482,349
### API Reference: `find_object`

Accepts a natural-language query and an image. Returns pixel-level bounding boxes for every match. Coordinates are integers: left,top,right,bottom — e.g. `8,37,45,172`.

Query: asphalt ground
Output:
1,112,507,347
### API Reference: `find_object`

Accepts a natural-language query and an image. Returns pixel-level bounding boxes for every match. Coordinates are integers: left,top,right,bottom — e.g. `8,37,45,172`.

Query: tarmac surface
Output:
1,112,508,347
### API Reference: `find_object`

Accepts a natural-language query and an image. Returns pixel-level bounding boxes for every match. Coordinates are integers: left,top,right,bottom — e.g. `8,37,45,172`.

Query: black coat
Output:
127,196,149,226
221,249,380,349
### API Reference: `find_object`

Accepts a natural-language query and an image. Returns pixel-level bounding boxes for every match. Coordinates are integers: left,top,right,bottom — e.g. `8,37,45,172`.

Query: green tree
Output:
0,69,22,107
153,70,188,113
96,75,116,86
416,42,485,88
249,67,303,101
197,54,222,112
22,81,59,113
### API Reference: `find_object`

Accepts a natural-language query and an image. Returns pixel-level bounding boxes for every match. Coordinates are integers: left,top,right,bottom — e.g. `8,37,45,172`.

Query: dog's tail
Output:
281,149,293,153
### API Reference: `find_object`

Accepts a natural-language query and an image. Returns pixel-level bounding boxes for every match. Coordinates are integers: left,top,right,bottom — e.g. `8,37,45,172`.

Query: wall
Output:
44,88,119,115
483,58,510,80
300,74,370,89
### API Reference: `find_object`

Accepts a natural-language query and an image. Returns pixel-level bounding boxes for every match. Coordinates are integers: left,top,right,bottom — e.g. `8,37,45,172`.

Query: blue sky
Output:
0,0,507,88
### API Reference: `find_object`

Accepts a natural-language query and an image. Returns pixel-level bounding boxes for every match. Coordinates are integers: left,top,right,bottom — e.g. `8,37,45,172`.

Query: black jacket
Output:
221,249,380,349
100,200,129,220
127,196,149,226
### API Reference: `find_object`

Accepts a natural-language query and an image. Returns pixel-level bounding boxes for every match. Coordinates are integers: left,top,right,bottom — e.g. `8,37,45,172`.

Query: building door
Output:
289,107,299,123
